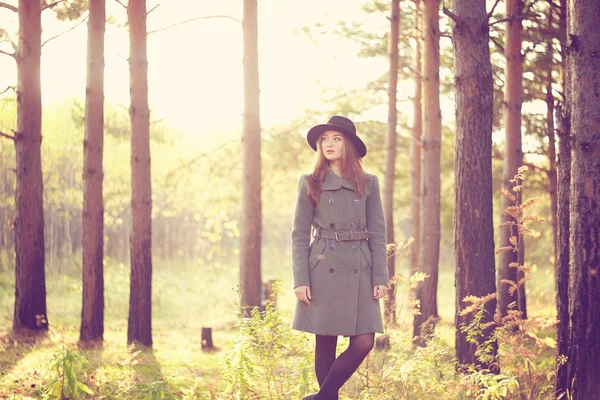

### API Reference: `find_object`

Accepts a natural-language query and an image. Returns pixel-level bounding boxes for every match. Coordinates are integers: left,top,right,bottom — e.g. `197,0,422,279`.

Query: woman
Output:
291,115,389,400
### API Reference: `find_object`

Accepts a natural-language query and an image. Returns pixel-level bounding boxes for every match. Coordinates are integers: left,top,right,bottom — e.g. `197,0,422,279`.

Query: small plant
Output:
42,346,93,400
221,279,313,399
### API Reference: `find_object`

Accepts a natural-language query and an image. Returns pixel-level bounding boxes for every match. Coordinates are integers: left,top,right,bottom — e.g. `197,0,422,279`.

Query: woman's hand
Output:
373,285,388,300
294,285,312,305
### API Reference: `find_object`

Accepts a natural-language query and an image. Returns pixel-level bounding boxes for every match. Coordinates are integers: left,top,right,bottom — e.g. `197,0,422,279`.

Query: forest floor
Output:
0,254,558,399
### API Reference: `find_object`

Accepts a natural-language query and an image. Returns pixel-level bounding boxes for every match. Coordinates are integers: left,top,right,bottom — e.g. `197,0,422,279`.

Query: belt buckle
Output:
334,231,340,241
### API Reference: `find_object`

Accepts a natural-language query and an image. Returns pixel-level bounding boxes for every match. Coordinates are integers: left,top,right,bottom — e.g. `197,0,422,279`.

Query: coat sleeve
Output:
291,174,315,288
366,174,389,287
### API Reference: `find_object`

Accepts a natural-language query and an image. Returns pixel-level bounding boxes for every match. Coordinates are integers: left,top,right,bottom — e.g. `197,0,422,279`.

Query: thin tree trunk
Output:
240,0,262,317
547,89,557,263
383,0,400,326
497,0,524,318
410,0,422,281
566,0,600,396
413,0,440,344
80,0,105,343
555,0,569,394
127,0,152,346
13,0,47,333
451,0,498,370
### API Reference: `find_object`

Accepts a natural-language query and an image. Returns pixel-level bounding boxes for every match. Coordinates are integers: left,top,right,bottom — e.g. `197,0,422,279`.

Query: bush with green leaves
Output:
220,280,313,399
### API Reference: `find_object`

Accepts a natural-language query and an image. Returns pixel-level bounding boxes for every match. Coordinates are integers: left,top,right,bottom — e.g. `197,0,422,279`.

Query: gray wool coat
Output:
291,167,388,336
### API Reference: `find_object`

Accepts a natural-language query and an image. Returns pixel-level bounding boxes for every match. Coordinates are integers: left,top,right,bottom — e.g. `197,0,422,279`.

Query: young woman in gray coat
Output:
292,116,389,400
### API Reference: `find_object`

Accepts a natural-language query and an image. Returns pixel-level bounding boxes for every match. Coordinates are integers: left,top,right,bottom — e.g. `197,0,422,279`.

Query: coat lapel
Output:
322,166,355,191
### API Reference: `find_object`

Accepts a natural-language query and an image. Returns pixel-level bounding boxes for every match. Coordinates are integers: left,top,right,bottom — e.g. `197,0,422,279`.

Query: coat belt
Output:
313,228,373,241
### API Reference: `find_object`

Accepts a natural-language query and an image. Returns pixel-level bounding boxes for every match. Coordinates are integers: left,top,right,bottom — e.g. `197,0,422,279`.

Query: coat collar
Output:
322,166,355,191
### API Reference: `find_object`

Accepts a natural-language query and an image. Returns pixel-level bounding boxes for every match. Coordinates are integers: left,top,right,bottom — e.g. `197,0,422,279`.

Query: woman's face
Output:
321,130,345,162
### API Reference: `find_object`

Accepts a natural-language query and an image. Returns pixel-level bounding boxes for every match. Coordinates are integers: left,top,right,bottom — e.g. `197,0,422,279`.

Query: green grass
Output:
0,251,558,399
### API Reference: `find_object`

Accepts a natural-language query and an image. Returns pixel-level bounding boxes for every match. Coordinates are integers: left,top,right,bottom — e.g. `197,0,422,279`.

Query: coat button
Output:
352,245,358,251
330,244,335,250
353,268,358,273
330,223,335,229
329,198,334,204
350,223,355,228
329,268,334,273
353,199,359,204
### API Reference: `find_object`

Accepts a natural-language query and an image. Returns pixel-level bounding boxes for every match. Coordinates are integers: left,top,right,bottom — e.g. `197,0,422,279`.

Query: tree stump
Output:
201,327,214,351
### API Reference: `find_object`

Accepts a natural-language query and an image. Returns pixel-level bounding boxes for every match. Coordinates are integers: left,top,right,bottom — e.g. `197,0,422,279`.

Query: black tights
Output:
314,333,375,400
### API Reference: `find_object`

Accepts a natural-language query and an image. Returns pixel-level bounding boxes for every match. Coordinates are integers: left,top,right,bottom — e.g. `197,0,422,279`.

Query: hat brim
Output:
307,124,367,158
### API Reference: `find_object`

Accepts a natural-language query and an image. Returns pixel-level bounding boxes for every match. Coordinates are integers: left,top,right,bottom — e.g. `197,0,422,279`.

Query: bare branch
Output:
0,131,15,141
490,13,541,27
0,2,17,12
148,15,242,35
546,0,562,9
42,0,65,11
0,49,15,58
41,0,65,11
490,36,505,53
0,85,14,95
42,15,88,47
147,3,160,15
442,7,461,25
487,0,502,20
114,0,127,9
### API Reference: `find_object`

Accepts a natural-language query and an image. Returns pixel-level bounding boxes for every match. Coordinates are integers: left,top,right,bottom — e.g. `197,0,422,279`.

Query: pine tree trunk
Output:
383,0,400,326
413,0,440,344
410,0,422,281
555,0,569,394
80,0,105,343
565,1,600,396
127,0,152,346
497,0,524,318
240,0,262,317
13,0,47,333
451,0,498,370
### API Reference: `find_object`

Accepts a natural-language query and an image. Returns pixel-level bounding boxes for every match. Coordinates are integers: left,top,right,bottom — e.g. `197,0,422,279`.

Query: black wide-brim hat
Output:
307,115,367,158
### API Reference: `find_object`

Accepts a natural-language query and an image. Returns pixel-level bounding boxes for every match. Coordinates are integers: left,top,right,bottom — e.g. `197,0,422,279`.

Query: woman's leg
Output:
315,334,338,387
316,333,375,399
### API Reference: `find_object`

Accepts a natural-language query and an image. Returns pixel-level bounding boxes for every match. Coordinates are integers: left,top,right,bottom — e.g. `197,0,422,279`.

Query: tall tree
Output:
127,0,152,346
413,0,440,344
240,0,262,316
555,0,570,394
80,0,106,343
383,0,400,326
447,0,498,369
565,0,600,396
10,0,48,333
410,0,422,281
497,0,525,318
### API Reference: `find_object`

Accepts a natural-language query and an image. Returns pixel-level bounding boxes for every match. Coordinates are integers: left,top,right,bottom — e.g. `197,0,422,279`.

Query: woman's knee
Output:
351,334,375,356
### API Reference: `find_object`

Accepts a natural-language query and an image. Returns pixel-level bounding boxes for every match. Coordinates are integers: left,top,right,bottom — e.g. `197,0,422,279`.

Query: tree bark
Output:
555,0,570,394
451,0,498,370
127,0,152,346
13,0,48,333
565,0,600,396
410,0,422,281
80,0,105,343
497,0,525,318
413,0,440,344
383,0,400,326
240,0,262,317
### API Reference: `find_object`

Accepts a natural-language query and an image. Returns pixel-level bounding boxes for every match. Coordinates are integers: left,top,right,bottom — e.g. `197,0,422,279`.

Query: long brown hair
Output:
307,132,368,203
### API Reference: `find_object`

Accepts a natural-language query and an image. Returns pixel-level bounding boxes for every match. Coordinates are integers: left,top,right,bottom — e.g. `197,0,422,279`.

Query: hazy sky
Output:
0,0,390,138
